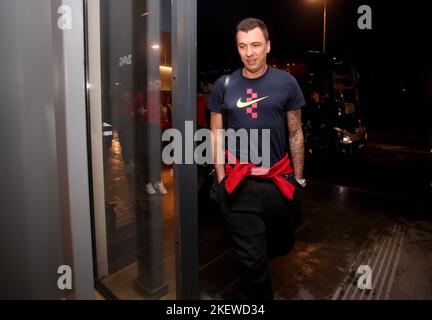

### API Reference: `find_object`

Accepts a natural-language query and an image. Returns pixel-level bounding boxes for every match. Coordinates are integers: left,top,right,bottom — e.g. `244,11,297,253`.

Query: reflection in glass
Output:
97,0,174,299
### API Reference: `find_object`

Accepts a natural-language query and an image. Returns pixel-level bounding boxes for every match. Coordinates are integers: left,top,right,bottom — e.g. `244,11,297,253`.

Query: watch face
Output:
296,179,306,188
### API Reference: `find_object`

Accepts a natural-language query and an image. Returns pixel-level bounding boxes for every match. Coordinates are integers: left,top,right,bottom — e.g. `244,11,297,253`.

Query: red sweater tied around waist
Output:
223,150,296,200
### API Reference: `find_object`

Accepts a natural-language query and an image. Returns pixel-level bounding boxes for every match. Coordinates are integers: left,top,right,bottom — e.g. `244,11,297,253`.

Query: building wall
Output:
0,0,94,299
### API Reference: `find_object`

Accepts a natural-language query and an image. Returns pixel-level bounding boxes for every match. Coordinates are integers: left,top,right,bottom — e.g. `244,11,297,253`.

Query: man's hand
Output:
137,106,146,115
287,109,305,180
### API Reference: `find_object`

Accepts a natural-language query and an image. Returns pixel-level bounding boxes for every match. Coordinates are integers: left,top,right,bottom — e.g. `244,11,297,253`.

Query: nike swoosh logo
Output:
236,96,269,108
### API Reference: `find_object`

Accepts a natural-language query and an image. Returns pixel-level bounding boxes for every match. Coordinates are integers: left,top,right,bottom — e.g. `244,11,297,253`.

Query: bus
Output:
282,51,367,157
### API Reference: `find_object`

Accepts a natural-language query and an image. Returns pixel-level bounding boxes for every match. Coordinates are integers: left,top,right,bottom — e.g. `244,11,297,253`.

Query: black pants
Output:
218,175,302,300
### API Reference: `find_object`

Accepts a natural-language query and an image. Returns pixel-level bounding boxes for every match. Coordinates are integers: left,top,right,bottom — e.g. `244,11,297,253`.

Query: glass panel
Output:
97,0,175,299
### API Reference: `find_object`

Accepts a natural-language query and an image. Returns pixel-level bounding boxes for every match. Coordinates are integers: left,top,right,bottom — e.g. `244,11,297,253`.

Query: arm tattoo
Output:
287,109,305,179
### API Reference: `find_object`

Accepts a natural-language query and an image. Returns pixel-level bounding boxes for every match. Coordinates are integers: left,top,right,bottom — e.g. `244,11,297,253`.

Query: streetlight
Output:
323,0,327,53
310,0,327,53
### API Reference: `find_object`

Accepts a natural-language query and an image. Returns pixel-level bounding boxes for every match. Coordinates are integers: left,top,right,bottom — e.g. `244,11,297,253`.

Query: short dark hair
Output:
236,18,269,42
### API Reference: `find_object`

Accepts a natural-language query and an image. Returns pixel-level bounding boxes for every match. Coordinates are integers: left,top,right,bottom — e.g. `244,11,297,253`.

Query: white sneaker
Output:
145,182,156,195
154,180,168,195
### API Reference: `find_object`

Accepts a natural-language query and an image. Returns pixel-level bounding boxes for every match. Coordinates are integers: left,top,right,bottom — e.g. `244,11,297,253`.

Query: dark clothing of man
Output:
208,67,306,300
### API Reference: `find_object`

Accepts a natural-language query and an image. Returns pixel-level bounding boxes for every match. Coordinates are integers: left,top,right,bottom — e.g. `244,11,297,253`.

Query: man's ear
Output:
266,41,271,53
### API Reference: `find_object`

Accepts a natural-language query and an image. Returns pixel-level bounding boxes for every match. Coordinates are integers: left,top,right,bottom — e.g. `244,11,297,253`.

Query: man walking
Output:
208,18,306,300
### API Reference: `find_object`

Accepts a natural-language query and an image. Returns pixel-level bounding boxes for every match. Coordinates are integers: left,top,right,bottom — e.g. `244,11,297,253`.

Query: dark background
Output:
197,0,432,141
196,1,432,301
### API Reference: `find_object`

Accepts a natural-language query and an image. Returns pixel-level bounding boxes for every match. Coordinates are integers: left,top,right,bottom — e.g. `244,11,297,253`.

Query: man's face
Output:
236,27,270,74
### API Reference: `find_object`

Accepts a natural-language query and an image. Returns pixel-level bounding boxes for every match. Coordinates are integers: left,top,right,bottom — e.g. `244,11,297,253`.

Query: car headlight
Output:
334,127,353,145
342,134,353,144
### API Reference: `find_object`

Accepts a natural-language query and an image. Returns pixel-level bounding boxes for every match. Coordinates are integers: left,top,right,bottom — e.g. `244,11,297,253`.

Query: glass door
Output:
87,0,191,300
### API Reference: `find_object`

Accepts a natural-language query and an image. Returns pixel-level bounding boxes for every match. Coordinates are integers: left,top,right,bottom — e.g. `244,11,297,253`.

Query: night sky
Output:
198,0,432,136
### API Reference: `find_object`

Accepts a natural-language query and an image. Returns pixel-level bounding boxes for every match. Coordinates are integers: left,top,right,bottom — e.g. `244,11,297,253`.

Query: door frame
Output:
171,0,199,300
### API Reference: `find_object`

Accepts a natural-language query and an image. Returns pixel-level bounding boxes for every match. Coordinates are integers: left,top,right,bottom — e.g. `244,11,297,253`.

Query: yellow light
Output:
152,44,160,50
159,66,173,91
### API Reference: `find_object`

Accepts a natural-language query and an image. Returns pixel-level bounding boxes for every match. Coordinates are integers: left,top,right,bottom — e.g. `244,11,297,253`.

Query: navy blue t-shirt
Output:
207,67,306,166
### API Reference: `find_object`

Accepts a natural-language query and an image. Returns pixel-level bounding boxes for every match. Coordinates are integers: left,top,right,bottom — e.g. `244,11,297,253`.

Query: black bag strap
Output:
209,75,230,175
221,75,230,129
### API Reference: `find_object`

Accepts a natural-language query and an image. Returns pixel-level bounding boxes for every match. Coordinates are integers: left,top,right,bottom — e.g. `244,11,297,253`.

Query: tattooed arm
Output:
287,109,305,180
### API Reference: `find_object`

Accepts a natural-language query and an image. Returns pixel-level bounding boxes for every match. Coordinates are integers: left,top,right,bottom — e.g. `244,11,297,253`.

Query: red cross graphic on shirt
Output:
246,89,259,119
